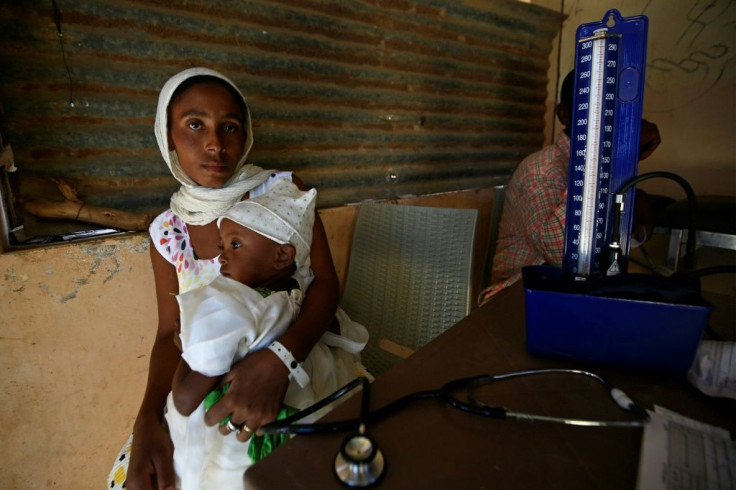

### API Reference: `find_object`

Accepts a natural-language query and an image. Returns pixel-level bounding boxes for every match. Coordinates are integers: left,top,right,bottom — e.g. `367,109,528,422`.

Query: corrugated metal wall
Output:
0,0,562,240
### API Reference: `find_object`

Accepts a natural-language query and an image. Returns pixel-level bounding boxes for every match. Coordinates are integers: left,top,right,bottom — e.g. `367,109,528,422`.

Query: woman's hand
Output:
203,348,289,442
125,415,176,490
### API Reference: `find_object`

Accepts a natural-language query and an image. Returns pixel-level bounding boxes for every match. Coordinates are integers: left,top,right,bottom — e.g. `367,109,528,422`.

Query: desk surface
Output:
245,282,734,490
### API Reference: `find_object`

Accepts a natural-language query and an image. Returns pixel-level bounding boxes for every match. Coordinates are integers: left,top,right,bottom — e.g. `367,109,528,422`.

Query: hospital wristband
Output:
268,341,309,388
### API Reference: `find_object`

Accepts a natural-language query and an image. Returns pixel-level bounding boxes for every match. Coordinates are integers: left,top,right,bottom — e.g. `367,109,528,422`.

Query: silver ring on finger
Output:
225,419,240,433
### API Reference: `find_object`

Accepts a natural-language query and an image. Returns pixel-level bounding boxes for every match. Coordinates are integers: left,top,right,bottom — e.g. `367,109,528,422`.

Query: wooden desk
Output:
245,282,734,489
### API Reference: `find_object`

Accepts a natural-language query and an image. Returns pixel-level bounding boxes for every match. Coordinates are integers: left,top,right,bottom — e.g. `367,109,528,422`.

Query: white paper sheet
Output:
637,406,735,490
688,341,736,400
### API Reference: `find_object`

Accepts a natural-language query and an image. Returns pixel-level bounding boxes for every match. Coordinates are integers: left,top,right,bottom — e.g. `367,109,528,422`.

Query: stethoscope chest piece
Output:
334,431,385,487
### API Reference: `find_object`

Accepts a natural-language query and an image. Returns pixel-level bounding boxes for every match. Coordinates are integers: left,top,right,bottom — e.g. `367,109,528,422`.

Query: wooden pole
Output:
22,199,154,231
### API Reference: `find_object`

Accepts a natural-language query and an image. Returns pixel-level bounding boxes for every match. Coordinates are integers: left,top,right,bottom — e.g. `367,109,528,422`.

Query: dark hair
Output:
167,75,248,131
559,69,575,111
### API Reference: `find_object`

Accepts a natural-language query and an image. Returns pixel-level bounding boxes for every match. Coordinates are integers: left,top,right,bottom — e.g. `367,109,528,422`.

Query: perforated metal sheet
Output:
340,203,477,377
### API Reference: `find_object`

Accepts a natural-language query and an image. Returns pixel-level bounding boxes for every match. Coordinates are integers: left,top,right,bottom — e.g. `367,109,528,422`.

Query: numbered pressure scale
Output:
563,8,648,278
523,10,713,374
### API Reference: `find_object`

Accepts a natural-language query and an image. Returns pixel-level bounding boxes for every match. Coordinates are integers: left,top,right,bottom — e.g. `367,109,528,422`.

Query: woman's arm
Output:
277,174,340,358
125,242,181,490
204,174,339,440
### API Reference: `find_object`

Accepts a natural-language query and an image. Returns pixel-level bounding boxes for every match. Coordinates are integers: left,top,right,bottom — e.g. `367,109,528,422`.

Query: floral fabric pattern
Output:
150,210,220,293
148,172,294,294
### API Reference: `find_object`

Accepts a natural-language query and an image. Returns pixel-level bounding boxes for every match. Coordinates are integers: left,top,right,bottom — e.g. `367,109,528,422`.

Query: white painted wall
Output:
533,0,735,198
0,235,155,488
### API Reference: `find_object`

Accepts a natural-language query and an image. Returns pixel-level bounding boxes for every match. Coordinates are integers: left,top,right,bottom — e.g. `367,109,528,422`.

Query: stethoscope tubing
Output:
457,368,649,427
260,369,650,435
261,377,442,435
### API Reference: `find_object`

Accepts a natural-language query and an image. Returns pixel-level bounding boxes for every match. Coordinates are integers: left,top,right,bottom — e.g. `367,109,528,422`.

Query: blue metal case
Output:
523,266,712,374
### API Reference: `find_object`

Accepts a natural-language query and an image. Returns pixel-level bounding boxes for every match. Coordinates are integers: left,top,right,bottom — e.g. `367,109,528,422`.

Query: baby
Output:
165,178,368,489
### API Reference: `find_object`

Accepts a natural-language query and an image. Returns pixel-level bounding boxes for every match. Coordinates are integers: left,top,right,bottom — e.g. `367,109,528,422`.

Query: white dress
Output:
165,275,369,489
165,275,298,489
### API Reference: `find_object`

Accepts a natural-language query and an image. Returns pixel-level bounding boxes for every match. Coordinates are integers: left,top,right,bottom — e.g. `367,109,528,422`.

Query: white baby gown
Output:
164,275,369,490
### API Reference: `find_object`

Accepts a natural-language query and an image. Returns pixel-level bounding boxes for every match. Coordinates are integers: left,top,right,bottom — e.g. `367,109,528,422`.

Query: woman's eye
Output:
187,120,202,130
223,123,239,134
231,240,241,249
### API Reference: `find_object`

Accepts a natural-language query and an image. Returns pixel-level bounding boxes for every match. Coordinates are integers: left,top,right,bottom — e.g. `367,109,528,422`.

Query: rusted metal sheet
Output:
0,0,562,241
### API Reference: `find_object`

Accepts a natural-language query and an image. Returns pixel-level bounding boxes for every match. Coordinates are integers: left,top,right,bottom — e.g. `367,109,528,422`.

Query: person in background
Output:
167,179,367,489
109,67,343,490
478,69,661,306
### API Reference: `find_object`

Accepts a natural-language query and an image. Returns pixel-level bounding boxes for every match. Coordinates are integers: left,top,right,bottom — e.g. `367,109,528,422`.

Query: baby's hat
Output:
218,178,316,269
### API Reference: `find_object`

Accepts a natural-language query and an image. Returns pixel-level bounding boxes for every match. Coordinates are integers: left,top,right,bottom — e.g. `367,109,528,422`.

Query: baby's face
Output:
218,219,283,287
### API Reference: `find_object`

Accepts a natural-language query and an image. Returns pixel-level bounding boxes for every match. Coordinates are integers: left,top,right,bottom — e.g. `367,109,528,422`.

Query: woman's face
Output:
218,218,283,287
168,81,247,188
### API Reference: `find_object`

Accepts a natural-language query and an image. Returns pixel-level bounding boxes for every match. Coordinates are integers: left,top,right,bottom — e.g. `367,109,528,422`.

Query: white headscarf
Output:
154,67,274,225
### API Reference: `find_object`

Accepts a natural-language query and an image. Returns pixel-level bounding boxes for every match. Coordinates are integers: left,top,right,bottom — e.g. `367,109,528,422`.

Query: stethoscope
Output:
260,368,650,487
